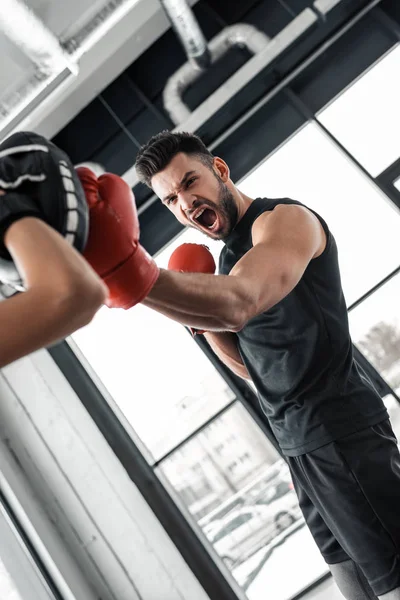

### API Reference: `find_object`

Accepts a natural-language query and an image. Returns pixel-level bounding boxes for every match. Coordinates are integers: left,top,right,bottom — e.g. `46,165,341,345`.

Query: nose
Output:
179,191,197,214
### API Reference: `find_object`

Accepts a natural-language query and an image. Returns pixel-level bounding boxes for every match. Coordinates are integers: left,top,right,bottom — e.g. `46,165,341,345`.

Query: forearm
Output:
145,293,250,379
0,287,99,368
0,217,107,367
143,269,247,331
143,295,227,331
145,286,251,378
204,331,251,380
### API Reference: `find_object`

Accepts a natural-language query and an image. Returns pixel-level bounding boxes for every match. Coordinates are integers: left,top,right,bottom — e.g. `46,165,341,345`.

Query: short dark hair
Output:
135,131,214,187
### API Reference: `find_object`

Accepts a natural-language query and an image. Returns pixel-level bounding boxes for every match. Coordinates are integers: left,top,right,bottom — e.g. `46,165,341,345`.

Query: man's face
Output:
151,152,238,241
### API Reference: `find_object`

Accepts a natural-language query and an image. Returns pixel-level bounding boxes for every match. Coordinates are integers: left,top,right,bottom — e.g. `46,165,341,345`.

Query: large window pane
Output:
239,123,400,306
159,403,280,521
318,46,400,176
158,402,327,599
349,272,400,437
0,501,56,600
71,228,227,461
0,560,22,600
72,305,234,461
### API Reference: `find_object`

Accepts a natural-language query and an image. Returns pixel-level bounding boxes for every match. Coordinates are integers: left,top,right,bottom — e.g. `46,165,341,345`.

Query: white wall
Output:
0,349,213,600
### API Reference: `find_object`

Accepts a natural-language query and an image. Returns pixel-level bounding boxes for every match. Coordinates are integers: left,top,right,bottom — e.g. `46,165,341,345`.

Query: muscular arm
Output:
144,296,250,378
204,331,251,380
143,204,326,331
0,217,107,368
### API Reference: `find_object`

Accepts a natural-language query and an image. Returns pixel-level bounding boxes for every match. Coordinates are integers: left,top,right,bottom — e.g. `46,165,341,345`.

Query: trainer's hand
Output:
168,243,216,335
78,167,160,309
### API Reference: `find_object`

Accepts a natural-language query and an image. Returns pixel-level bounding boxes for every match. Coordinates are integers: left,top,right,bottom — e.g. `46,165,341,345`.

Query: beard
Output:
191,175,238,241
216,177,238,241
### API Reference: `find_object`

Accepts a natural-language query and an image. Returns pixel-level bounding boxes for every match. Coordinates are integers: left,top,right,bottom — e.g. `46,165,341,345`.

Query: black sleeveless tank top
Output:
219,198,387,456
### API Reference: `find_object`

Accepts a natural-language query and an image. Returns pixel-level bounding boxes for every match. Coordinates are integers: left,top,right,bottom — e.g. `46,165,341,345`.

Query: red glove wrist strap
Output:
104,245,160,309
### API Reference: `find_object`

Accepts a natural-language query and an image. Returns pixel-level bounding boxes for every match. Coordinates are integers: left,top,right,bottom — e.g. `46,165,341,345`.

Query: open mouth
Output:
192,207,219,232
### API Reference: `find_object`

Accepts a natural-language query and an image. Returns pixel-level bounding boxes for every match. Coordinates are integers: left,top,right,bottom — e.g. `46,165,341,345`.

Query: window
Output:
158,402,327,595
318,46,400,176
215,443,225,454
71,228,232,462
71,221,297,593
239,452,251,463
158,403,279,521
239,123,400,306
69,103,400,599
0,501,57,600
0,559,23,600
212,513,253,543
349,272,400,438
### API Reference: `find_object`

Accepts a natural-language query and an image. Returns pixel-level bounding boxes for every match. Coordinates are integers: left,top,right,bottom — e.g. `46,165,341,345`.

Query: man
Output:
84,130,400,600
0,131,107,368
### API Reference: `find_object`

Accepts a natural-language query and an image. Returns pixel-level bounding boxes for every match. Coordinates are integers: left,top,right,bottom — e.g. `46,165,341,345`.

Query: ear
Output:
213,157,230,183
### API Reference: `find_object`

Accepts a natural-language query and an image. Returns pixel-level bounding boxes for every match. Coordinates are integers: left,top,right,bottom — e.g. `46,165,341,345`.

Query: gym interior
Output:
0,1,400,599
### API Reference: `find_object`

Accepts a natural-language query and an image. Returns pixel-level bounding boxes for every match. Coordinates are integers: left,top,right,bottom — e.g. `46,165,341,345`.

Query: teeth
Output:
194,208,205,220
193,207,218,230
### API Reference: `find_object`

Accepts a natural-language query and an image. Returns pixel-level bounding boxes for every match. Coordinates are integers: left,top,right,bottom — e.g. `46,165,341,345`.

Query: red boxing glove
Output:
168,243,216,275
78,167,159,309
168,243,216,335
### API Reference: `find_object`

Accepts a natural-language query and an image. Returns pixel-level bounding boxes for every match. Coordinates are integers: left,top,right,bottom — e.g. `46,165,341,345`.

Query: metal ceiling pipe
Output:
64,0,142,58
313,0,346,14
0,0,78,76
0,0,145,141
163,23,270,125
160,0,211,70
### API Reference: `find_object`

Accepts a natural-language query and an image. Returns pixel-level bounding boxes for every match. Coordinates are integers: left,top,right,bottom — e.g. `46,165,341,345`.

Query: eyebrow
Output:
163,170,197,203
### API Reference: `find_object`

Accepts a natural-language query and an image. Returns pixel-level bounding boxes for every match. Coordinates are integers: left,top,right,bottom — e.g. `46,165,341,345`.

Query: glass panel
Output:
349,272,400,438
239,123,400,306
0,502,56,600
71,227,228,462
158,403,328,599
0,559,23,600
318,46,400,177
394,177,400,193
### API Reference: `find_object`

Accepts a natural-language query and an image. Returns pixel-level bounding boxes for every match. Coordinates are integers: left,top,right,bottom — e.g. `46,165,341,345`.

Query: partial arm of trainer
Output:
0,215,107,368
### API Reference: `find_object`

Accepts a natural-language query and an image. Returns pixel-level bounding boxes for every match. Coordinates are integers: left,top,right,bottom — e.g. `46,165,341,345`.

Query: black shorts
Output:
287,419,400,597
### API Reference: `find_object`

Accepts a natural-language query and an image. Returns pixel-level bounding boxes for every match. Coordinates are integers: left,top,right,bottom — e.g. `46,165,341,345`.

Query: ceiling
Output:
1,0,399,252
51,0,383,197
1,1,380,165
0,0,199,140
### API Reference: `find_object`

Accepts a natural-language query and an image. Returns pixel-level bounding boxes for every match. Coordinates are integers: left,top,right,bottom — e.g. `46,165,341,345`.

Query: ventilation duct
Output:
0,0,79,136
0,0,144,140
122,8,318,189
0,0,78,76
161,0,353,128
163,23,270,125
160,0,211,71
163,9,319,129
63,0,143,58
